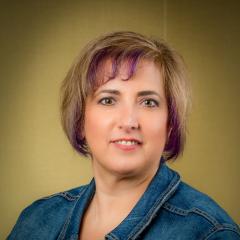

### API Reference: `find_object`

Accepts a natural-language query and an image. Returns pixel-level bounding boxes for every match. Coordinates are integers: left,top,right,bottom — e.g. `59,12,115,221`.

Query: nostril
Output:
118,109,140,130
118,122,140,131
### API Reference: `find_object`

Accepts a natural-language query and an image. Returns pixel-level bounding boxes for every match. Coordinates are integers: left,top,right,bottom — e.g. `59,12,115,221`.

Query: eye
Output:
98,97,115,106
142,99,159,108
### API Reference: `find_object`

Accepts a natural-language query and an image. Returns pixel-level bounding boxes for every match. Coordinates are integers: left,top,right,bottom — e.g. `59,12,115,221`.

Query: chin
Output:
107,161,148,178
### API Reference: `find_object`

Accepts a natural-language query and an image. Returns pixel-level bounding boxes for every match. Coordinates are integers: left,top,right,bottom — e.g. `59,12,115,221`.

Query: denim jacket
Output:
8,164,240,240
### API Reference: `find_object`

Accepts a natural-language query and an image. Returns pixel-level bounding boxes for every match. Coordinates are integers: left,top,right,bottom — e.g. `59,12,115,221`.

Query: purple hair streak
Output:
61,32,189,160
87,48,144,91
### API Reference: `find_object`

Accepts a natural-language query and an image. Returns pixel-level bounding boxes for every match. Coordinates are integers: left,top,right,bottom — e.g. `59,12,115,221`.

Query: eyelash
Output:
142,99,159,107
98,97,159,108
98,97,115,105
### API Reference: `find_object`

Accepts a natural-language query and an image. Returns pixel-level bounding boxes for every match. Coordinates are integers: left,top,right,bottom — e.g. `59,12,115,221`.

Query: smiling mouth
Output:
114,140,140,145
111,139,142,151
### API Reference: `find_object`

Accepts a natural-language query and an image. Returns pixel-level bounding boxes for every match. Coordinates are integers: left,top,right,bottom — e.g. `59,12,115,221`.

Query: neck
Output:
90,162,159,222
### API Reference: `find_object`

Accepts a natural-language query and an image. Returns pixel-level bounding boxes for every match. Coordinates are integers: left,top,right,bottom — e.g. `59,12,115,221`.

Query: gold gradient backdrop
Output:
1,1,239,238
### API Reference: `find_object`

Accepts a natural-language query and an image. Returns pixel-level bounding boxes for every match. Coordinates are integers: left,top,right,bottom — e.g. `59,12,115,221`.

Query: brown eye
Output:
142,99,159,107
98,97,115,105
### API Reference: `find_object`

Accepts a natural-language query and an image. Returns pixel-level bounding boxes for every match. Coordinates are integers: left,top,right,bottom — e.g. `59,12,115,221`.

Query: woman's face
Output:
83,59,168,178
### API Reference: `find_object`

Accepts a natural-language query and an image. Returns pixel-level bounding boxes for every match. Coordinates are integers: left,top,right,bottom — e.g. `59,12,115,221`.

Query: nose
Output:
118,107,140,131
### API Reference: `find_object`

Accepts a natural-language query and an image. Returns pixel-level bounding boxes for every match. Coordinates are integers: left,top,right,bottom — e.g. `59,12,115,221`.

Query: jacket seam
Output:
106,177,181,240
163,203,240,238
129,177,181,240
163,202,220,226
41,187,85,201
56,187,88,240
202,226,240,240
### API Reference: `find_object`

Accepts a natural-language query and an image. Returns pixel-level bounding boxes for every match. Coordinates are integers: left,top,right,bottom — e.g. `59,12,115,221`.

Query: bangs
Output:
61,31,189,160
86,48,147,92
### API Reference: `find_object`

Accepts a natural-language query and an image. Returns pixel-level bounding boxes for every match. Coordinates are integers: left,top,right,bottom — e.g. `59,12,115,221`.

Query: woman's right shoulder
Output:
22,183,89,214
24,183,89,209
40,184,88,201
7,184,89,240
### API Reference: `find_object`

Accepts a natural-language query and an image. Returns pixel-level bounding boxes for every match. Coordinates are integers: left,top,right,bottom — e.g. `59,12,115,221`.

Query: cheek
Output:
84,110,99,139
142,114,168,144
84,108,113,141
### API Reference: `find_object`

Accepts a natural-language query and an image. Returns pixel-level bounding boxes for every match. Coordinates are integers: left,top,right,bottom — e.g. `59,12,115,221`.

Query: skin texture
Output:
79,60,168,239
84,59,168,179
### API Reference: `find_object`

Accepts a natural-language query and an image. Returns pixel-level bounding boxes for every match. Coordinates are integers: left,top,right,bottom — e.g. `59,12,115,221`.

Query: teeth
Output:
115,140,139,145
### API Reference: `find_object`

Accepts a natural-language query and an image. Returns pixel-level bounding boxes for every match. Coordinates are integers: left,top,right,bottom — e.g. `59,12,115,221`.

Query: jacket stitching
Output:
163,203,240,237
57,204,76,240
56,187,87,240
163,202,220,226
106,177,181,240
128,176,181,240
59,192,81,201
41,187,85,201
163,202,188,216
202,226,240,240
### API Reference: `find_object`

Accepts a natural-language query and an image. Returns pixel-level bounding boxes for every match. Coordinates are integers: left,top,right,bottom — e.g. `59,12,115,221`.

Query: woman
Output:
8,31,240,239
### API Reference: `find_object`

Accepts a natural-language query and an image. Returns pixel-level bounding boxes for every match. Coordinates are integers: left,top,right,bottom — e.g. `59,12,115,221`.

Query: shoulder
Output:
7,184,89,240
163,180,240,239
20,184,87,216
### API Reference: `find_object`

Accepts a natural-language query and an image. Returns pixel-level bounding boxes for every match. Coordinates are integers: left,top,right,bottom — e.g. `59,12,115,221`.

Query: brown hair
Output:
60,31,190,161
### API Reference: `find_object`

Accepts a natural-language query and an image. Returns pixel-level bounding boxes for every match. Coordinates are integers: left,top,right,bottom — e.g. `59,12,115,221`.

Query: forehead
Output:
94,58,163,90
93,59,165,96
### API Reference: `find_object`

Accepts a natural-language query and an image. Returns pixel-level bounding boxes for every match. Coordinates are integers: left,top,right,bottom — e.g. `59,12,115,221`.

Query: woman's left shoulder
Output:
163,180,240,238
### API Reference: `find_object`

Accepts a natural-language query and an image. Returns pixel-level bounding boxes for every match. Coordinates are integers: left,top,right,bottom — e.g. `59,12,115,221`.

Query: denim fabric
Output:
8,164,240,240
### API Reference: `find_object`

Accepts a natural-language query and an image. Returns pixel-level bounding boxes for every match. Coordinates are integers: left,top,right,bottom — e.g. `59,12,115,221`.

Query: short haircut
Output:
60,31,191,161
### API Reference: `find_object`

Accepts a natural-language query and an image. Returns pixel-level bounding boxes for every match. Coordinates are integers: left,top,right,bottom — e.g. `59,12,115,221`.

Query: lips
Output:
110,138,142,145
110,138,142,151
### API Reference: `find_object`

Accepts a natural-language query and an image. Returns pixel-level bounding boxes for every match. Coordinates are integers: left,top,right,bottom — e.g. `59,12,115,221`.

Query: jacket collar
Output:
106,163,181,240
61,163,180,240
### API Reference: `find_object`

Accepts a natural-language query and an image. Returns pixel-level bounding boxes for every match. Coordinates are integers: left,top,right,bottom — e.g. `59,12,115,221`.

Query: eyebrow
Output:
95,89,161,98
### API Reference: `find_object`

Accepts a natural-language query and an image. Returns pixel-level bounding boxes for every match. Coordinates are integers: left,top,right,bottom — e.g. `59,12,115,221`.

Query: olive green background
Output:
1,0,239,239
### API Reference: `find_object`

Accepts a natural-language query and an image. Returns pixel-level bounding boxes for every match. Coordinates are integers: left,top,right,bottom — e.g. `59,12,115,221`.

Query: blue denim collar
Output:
60,179,96,240
107,164,181,240
62,163,180,240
